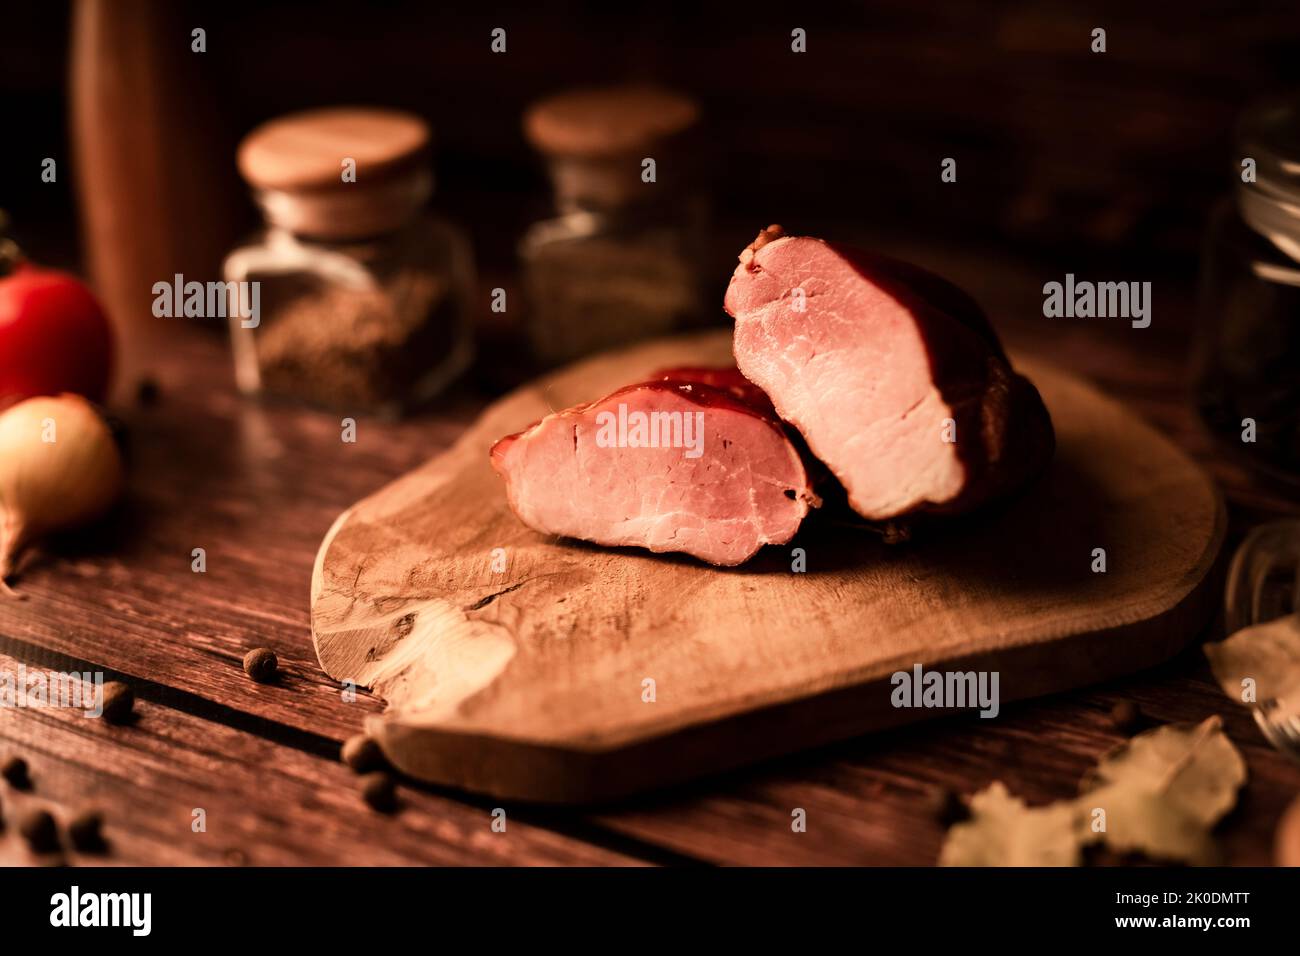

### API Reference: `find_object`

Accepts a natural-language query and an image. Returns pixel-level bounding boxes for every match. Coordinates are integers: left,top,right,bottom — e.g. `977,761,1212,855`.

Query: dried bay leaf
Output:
938,781,1082,867
939,719,1247,866
1077,785,1220,865
1080,716,1246,829
1205,615,1300,717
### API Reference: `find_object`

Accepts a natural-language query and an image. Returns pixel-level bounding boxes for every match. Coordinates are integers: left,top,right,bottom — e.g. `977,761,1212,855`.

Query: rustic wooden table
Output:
1,242,1297,866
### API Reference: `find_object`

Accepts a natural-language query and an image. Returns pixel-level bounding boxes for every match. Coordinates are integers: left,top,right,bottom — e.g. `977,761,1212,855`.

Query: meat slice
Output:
725,226,1053,521
490,369,818,566
651,365,778,417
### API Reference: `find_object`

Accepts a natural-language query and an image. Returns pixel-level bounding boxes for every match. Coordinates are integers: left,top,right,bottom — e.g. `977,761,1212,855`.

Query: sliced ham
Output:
725,226,1053,521
490,368,817,566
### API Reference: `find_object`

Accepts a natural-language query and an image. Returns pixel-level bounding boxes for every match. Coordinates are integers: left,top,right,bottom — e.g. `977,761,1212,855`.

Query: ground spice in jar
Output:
226,107,475,414
520,85,707,366
255,270,452,412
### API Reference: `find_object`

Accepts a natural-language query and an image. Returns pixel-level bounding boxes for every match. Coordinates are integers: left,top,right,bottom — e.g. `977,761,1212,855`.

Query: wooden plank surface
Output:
0,240,1297,864
589,659,1300,866
0,652,640,866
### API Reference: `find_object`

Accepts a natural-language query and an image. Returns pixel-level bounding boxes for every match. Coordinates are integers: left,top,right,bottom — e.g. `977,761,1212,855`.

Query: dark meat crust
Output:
491,370,788,462
924,355,1056,516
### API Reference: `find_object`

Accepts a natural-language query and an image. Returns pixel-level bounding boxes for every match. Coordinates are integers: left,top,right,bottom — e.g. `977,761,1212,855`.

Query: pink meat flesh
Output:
491,370,817,566
725,228,1053,520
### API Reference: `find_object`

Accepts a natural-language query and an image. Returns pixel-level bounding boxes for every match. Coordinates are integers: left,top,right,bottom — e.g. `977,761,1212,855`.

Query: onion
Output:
0,394,124,597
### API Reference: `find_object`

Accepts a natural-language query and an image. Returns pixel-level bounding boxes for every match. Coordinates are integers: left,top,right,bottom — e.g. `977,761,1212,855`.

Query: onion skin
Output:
0,394,124,596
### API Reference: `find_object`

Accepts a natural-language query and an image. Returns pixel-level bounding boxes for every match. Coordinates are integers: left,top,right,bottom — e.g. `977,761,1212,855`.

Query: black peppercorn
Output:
926,785,969,826
68,810,107,854
18,808,59,853
1,755,30,790
360,772,398,813
341,735,387,773
243,647,278,684
1109,700,1143,735
99,681,134,725
136,377,160,406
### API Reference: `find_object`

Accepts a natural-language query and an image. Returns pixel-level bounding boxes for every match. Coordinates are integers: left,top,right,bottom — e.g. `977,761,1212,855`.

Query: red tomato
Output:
0,263,114,404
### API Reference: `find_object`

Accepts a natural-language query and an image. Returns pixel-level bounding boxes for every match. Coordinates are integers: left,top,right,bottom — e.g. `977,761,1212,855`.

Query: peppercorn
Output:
136,377,160,406
243,647,278,684
341,735,387,773
18,808,59,853
1109,700,1143,735
360,772,398,813
926,785,969,826
68,809,107,853
1,755,30,790
100,681,134,724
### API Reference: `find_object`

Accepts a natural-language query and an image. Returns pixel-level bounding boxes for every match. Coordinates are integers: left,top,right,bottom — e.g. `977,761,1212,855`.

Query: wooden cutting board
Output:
311,331,1225,803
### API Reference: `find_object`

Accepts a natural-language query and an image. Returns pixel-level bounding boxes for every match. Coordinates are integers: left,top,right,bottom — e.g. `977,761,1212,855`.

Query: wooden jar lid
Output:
237,107,430,192
524,86,700,158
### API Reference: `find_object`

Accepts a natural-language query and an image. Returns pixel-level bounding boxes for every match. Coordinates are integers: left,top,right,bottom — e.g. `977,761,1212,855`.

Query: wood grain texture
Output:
0,337,464,742
0,244,1293,863
0,650,639,866
311,331,1226,802
590,654,1300,866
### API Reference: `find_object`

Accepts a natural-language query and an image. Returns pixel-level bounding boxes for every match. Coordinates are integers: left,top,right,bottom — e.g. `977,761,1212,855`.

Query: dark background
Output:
3,0,1300,368
8,2,1300,258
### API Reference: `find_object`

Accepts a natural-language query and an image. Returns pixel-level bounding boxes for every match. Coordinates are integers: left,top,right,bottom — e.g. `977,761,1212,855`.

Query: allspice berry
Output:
100,681,134,724
18,808,59,853
341,735,387,773
243,647,279,684
1,755,31,790
68,810,107,853
926,785,969,826
1108,700,1143,735
360,771,398,813
136,378,161,406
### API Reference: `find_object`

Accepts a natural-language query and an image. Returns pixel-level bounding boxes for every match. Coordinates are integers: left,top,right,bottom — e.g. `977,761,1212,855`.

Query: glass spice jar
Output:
224,107,474,415
520,86,707,366
1194,95,1300,486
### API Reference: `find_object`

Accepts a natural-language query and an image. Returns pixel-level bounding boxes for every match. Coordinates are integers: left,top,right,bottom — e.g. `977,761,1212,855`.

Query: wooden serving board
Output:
311,331,1225,803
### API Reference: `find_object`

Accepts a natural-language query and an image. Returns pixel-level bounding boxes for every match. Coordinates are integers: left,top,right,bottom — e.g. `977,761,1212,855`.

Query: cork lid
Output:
237,107,431,192
524,86,700,158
